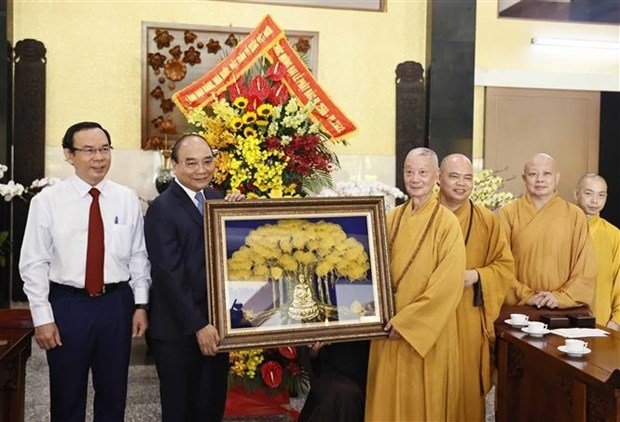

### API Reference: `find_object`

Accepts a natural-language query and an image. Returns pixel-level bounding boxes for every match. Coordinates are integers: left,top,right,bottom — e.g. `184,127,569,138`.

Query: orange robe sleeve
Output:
390,204,466,358
590,216,620,325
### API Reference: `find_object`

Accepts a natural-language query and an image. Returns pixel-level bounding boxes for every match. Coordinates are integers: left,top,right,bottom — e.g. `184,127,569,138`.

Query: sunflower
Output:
242,112,257,125
256,103,274,118
229,117,243,131
243,127,257,137
233,96,248,109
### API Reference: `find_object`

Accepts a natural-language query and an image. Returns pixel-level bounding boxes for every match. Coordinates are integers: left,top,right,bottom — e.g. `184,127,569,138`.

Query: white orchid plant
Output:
316,181,407,212
0,164,60,267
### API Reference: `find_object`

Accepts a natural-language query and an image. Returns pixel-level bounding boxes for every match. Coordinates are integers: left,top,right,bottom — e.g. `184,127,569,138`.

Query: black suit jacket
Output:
144,181,223,340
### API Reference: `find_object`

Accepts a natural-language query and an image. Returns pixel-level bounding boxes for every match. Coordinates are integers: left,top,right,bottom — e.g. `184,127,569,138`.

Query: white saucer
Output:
557,345,591,357
504,319,528,328
521,326,550,337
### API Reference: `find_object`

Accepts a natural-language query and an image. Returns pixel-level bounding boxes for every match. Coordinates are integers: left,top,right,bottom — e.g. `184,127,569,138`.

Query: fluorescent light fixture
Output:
531,37,620,50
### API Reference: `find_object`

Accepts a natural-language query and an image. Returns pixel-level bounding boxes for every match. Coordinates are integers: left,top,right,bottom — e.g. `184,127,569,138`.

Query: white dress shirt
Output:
19,174,151,327
175,178,202,204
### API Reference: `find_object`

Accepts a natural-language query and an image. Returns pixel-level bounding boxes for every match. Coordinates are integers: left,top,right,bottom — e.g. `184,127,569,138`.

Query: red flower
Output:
248,75,270,101
286,362,303,377
269,82,289,105
227,79,246,102
260,361,283,388
264,136,281,150
278,346,297,360
265,62,286,82
246,95,261,112
283,134,332,177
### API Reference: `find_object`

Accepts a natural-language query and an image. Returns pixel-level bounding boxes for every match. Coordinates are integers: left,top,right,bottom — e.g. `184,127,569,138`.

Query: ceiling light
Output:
531,37,620,50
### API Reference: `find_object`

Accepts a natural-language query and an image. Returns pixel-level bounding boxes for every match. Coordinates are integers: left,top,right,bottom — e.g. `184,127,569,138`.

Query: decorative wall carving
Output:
394,61,426,197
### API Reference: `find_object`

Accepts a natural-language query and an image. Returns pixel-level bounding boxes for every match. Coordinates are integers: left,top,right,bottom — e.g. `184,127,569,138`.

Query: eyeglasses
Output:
182,158,214,171
73,145,113,156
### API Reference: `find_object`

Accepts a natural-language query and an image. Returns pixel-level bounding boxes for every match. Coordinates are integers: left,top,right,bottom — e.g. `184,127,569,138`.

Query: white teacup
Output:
528,321,547,333
510,313,529,325
565,339,588,352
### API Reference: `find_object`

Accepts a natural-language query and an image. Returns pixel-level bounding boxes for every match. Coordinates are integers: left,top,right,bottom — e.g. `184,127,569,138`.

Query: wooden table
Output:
496,313,620,422
0,309,34,422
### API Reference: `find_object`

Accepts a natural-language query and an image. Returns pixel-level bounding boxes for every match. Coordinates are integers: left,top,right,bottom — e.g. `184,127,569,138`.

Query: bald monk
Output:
439,154,514,421
498,153,596,309
574,173,620,330
365,148,466,421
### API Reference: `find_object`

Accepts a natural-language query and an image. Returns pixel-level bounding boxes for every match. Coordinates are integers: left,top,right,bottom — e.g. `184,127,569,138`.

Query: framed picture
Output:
219,0,386,12
204,196,394,351
141,22,318,150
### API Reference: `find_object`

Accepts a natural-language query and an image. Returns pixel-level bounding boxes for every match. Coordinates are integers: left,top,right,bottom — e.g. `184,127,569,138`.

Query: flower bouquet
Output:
186,60,343,198
228,346,307,395
224,346,307,418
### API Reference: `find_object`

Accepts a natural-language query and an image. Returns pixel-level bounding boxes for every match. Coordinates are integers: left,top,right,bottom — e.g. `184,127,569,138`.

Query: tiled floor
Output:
25,337,303,421
25,337,495,421
25,337,162,421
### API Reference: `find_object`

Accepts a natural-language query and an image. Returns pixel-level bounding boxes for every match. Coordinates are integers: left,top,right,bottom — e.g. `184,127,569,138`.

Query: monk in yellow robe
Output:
574,173,620,330
499,153,596,309
439,154,514,421
366,148,466,421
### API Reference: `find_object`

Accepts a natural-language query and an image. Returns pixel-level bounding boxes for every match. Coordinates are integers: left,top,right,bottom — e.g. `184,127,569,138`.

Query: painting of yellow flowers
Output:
204,196,394,351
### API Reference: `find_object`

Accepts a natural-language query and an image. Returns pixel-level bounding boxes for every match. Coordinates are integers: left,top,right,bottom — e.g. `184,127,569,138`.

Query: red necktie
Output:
85,188,104,296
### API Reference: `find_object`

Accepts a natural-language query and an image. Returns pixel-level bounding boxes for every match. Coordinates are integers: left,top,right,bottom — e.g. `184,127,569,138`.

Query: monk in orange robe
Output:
365,148,466,421
574,173,620,330
439,154,514,421
499,153,596,309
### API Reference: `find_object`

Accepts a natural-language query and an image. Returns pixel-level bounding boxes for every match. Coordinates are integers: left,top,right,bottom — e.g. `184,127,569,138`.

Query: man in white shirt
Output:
19,121,151,421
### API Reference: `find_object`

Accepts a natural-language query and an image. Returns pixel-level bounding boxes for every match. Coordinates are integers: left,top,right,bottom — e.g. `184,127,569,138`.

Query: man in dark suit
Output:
144,134,243,421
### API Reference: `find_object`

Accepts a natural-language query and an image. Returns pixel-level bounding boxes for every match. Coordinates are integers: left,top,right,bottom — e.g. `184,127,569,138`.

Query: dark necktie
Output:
195,191,205,216
85,188,104,296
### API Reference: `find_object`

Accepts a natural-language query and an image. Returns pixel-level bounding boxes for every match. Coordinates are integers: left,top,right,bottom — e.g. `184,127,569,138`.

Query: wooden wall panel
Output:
484,87,600,202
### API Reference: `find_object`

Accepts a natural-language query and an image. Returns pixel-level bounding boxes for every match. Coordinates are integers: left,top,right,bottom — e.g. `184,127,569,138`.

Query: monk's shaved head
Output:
574,173,608,218
524,153,556,173
440,153,472,171
403,147,439,204
522,152,560,204
438,154,474,210
576,173,607,191
406,147,438,169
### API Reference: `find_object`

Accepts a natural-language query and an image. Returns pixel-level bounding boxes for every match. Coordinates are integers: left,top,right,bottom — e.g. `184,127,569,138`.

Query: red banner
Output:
172,15,284,113
265,38,357,141
172,15,357,141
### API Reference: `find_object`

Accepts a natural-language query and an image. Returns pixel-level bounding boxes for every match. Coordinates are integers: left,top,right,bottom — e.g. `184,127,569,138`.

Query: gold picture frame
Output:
204,196,394,351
